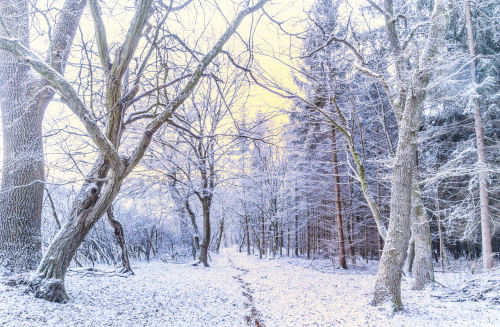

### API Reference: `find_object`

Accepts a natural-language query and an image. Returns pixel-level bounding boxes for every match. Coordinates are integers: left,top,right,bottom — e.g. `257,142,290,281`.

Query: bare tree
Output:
0,0,268,301
371,0,446,310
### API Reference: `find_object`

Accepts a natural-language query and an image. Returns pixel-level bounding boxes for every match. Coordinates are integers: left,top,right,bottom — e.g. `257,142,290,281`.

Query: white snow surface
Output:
0,247,498,327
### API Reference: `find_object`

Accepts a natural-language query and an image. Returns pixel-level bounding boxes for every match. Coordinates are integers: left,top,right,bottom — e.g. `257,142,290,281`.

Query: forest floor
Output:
1,248,499,327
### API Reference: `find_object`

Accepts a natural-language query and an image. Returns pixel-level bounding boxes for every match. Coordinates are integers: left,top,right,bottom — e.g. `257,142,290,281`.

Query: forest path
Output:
225,252,265,327
1,248,499,327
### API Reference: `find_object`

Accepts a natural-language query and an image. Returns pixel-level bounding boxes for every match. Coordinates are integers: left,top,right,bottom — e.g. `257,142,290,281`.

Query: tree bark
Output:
0,0,86,272
464,0,494,269
106,207,133,274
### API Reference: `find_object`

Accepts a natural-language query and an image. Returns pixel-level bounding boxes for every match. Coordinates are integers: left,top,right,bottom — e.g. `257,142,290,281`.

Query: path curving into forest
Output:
226,254,265,327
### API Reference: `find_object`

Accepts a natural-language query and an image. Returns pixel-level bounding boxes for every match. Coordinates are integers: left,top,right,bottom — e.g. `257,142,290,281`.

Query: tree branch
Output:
126,0,270,174
0,37,124,169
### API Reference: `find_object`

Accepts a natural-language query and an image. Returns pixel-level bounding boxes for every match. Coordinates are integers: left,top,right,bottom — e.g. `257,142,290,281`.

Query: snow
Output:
1,248,499,327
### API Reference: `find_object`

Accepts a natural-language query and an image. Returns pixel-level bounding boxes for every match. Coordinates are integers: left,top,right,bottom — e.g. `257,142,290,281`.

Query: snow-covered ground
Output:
1,248,498,327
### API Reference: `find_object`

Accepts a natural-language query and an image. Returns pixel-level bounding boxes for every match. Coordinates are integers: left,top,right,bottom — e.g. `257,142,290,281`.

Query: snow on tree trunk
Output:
215,218,224,254
372,101,417,309
372,0,445,310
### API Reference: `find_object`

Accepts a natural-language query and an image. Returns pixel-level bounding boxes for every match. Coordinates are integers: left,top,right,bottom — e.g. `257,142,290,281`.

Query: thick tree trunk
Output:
372,85,423,310
198,197,211,267
0,0,86,272
373,0,444,310
464,0,494,269
410,181,434,289
331,125,347,269
106,207,133,274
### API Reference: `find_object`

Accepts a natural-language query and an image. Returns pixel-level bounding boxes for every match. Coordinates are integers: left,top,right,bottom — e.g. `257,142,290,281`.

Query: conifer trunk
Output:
464,0,494,269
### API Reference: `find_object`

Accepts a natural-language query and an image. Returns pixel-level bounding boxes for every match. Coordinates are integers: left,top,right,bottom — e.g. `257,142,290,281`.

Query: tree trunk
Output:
0,0,86,272
30,161,124,302
215,218,224,254
464,0,494,269
245,216,251,255
405,236,415,276
373,0,445,310
331,125,347,269
287,224,290,256
280,229,283,257
294,213,299,257
198,197,211,267
185,199,200,258
435,187,444,273
372,87,421,310
106,207,133,274
410,181,434,289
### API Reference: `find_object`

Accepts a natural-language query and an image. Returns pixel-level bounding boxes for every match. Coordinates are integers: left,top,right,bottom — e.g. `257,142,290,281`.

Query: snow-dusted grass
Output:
0,255,246,327
226,249,499,326
1,248,498,327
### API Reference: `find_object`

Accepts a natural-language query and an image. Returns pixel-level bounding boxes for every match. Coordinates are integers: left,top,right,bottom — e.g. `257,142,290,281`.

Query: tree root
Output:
30,277,69,303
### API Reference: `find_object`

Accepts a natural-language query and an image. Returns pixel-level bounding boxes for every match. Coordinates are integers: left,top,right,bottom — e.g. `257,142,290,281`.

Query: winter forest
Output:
0,0,498,326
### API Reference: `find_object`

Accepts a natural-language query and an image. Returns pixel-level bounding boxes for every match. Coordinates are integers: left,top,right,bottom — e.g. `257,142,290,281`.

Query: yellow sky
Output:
1,0,315,179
